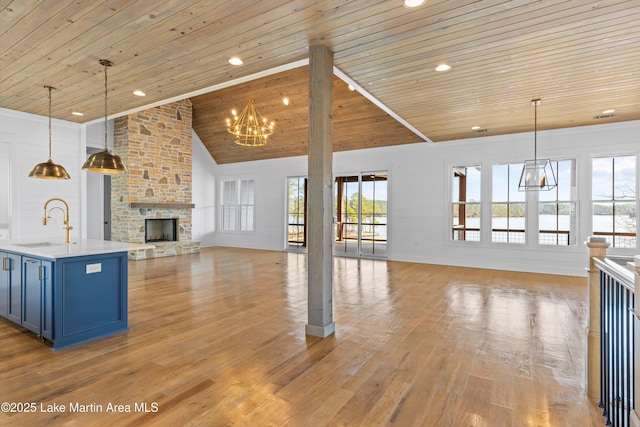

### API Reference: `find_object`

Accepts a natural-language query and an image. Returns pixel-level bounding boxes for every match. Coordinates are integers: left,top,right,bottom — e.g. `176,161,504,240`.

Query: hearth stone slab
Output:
128,241,200,260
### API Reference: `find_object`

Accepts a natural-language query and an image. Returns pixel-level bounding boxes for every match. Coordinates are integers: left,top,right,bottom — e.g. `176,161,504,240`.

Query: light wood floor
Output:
0,247,603,426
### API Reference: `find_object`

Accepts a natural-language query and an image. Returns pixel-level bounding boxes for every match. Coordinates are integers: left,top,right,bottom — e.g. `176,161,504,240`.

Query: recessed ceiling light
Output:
348,84,355,91
435,64,452,72
72,111,84,116
602,109,616,114
133,90,146,97
471,126,481,130
283,97,289,106
403,0,425,7
228,57,243,66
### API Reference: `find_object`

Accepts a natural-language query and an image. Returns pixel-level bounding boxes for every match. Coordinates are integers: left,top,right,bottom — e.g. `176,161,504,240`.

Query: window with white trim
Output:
538,159,577,245
492,163,525,244
592,155,637,248
221,178,255,232
451,165,481,241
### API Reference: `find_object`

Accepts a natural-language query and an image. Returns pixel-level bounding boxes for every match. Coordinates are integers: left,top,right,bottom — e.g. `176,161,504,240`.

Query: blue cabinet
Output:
21,257,53,341
53,252,128,349
0,252,21,323
0,249,127,350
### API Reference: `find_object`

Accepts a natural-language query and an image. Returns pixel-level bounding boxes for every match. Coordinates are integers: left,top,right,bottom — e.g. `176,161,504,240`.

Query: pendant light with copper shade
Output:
28,86,71,180
82,59,128,174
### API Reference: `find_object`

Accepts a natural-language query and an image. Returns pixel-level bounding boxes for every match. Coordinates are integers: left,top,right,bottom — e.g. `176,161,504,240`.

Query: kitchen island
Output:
0,239,139,350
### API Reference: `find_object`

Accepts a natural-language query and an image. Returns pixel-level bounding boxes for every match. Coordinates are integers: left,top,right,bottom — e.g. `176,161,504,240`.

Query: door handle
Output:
2,257,9,271
38,265,46,281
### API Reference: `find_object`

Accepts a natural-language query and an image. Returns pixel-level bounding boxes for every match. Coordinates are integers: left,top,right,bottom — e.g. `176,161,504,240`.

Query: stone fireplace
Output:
111,99,200,260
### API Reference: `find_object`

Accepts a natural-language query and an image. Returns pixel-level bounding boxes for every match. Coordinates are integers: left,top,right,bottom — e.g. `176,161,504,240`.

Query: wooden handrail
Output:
593,257,635,292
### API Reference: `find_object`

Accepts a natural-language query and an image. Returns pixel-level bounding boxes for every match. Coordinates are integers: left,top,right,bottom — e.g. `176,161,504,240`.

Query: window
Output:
287,177,306,249
538,159,577,245
592,156,637,248
492,163,525,243
221,178,254,232
451,165,481,241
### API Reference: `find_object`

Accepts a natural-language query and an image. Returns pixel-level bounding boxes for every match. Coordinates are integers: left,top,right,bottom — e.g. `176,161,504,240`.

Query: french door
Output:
286,177,307,250
334,172,388,258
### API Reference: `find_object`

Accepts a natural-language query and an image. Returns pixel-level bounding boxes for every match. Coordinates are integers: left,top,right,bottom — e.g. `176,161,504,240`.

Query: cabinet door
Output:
0,252,9,318
5,253,21,323
21,257,42,335
40,260,53,341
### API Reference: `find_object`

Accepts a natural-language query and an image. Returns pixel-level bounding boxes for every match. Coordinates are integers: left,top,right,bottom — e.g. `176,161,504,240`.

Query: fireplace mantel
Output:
129,202,195,209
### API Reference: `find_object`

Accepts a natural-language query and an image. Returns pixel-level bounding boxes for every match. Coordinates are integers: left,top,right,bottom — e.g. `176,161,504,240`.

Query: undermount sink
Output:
14,242,64,248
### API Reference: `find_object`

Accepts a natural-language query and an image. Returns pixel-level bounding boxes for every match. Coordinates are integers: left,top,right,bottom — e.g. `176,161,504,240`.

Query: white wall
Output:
2,105,637,277
213,155,307,250
212,120,640,277
0,142,10,239
191,130,217,246
0,108,84,243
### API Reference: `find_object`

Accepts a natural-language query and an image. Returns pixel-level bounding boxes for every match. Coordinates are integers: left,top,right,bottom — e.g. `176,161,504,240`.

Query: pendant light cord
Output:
104,62,108,151
99,59,113,151
534,100,537,162
531,98,541,163
47,86,53,160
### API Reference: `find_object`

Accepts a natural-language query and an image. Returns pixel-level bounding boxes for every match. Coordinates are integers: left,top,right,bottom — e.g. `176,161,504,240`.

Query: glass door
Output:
286,177,307,250
334,175,360,256
361,172,388,257
334,172,388,257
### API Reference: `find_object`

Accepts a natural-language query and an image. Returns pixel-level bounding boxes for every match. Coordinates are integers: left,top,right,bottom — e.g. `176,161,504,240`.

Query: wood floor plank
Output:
0,247,605,426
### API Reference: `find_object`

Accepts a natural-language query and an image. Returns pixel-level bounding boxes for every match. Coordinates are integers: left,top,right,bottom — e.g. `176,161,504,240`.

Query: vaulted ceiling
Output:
190,66,420,164
1,0,639,164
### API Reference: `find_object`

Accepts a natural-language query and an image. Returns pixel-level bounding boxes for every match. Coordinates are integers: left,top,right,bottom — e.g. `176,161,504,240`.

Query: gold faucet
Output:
43,198,73,244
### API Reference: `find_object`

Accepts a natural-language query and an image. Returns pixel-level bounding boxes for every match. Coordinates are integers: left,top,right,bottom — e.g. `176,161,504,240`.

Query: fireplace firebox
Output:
145,219,178,243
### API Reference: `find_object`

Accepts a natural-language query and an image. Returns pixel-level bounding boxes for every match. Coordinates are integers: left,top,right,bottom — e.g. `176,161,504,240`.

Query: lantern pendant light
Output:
518,99,557,191
82,59,128,174
28,86,71,180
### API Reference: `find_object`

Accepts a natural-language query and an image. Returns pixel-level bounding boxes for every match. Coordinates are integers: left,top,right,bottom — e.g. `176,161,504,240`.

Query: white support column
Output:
586,236,609,399
305,45,335,338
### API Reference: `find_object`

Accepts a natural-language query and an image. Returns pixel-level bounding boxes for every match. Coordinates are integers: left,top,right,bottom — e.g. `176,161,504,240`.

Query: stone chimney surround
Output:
111,99,199,260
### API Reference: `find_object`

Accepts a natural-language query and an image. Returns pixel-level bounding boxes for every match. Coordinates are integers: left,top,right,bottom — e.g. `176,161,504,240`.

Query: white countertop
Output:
0,238,154,259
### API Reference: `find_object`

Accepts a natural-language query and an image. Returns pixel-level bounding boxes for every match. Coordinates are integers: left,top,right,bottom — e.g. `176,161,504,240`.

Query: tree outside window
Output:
492,163,525,244
287,177,306,248
538,159,577,245
592,156,637,248
451,165,481,241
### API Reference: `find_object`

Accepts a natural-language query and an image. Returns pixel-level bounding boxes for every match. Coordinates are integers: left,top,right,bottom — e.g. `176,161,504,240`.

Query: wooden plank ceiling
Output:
191,66,420,164
1,0,639,164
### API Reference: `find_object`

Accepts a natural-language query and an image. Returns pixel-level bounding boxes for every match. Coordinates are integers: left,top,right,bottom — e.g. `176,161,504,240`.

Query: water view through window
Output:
592,155,637,248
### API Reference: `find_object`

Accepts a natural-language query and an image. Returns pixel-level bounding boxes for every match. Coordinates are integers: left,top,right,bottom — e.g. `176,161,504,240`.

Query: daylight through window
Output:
492,163,526,244
538,159,577,245
592,156,637,248
221,178,255,232
451,165,481,241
